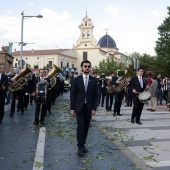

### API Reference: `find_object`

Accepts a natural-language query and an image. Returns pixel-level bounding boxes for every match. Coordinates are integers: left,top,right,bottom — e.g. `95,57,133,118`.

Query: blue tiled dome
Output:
97,34,117,48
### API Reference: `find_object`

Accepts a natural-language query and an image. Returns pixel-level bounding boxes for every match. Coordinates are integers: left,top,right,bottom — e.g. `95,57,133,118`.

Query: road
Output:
0,92,169,170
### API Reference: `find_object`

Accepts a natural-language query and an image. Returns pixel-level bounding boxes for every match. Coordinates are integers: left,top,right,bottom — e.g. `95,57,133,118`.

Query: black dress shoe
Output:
101,105,104,107
131,119,134,123
150,109,155,112
40,121,45,126
117,113,122,116
48,110,51,114
17,109,20,112
136,122,142,125
82,146,88,153
113,112,116,116
77,149,84,157
146,108,151,110
9,113,14,117
21,112,24,114
33,121,39,125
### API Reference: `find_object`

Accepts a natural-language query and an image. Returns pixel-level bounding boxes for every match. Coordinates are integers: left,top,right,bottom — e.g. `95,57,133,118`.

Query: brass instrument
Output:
46,64,60,90
105,78,112,93
8,66,32,92
111,67,133,93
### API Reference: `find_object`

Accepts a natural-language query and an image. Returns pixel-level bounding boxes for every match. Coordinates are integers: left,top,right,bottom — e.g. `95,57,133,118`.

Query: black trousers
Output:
0,92,5,121
131,94,144,122
34,102,47,123
163,90,168,104
98,87,106,106
114,92,124,114
10,91,24,114
106,91,113,109
127,91,133,106
76,104,91,148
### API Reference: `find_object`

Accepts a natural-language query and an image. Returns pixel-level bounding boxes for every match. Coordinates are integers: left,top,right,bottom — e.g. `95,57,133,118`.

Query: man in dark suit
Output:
128,68,149,125
0,66,8,124
33,69,51,125
70,60,98,157
98,75,106,107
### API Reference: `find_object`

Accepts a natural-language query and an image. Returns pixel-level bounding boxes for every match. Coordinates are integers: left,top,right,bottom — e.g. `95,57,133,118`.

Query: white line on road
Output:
33,127,46,170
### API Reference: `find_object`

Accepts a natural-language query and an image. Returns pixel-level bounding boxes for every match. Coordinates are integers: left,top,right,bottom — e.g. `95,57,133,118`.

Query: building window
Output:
67,63,69,67
16,58,18,61
72,64,74,68
85,22,87,26
83,52,88,60
61,61,63,68
49,61,52,67
15,63,17,68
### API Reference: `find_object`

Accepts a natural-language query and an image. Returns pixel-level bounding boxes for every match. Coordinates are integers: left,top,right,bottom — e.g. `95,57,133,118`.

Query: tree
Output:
94,56,124,76
155,7,170,75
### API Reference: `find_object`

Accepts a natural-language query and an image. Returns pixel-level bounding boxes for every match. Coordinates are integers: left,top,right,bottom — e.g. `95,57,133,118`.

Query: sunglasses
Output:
83,65,91,68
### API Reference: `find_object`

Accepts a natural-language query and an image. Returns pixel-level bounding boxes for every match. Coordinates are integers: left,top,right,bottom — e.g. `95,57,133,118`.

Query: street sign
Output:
18,59,25,67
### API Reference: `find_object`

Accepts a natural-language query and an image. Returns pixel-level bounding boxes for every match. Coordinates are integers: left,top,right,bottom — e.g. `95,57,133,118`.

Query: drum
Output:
138,91,151,103
36,83,47,103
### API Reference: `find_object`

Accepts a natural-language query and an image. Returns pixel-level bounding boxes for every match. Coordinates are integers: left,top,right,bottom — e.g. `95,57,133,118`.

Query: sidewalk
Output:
95,103,170,170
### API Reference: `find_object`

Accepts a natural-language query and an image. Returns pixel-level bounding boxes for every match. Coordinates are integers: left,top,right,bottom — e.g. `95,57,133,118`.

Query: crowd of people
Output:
0,61,170,157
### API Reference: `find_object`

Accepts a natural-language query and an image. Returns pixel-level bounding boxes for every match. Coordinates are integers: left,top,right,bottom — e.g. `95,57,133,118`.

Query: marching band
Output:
0,64,170,125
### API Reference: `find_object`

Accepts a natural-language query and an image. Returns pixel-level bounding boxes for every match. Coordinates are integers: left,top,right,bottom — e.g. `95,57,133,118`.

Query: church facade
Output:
12,15,127,74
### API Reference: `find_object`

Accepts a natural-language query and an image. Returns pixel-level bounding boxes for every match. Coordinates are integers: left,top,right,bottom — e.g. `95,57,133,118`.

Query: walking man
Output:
70,60,98,157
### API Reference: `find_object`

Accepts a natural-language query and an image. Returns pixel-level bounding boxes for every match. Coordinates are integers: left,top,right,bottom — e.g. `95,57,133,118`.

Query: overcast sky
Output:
0,0,169,56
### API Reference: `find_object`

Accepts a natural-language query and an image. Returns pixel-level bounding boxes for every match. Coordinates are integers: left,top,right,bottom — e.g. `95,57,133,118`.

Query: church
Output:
12,14,127,74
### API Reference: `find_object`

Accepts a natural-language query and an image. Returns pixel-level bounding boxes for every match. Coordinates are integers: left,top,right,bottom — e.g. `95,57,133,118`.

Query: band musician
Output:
33,69,50,125
128,68,149,125
98,75,106,107
0,66,8,124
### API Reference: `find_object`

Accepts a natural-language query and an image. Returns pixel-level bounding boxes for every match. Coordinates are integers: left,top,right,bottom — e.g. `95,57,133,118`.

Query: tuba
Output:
111,67,133,93
46,64,60,89
106,78,113,93
8,66,32,92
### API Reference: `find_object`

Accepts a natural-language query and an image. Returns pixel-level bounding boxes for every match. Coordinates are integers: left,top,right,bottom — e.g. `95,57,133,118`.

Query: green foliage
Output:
93,56,124,76
33,64,39,69
155,7,170,75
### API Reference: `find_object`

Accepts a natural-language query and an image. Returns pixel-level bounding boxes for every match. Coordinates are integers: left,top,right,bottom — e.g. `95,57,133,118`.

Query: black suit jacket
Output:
128,76,146,93
0,73,8,97
70,75,98,112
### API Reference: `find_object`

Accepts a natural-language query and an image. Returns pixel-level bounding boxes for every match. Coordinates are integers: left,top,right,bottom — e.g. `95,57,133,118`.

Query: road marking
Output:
33,127,46,170
147,160,170,167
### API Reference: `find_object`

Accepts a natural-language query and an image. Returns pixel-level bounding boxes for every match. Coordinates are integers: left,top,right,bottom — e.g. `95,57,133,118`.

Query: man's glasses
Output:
83,65,91,68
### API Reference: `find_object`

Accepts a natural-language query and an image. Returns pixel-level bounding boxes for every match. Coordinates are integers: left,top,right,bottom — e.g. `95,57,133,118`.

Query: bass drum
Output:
138,91,151,103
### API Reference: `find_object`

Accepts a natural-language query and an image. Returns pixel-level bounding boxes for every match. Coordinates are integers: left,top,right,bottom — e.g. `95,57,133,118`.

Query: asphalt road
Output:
0,92,157,170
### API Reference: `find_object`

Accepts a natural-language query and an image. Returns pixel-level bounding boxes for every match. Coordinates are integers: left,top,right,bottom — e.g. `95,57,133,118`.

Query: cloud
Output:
26,2,35,7
0,8,78,51
105,4,127,19
150,9,162,18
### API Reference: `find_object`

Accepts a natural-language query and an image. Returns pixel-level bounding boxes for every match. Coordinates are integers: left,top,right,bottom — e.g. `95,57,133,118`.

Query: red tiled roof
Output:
12,49,70,56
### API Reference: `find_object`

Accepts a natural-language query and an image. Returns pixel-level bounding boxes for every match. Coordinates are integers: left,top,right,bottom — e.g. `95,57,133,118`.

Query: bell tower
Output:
73,13,97,47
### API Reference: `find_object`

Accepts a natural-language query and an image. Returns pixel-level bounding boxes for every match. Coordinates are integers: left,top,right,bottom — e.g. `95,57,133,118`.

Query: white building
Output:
12,14,126,73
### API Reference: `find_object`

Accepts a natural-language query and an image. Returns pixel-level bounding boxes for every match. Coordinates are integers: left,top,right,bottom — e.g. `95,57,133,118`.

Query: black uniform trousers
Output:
0,91,6,121
106,91,113,109
34,102,47,123
76,104,91,148
98,87,106,106
113,91,124,114
10,90,24,114
131,94,144,122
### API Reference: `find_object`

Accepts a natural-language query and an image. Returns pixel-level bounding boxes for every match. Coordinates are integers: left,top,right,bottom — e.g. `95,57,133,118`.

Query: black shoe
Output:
113,112,116,116
25,107,27,110
77,149,84,157
106,108,111,111
82,146,88,153
150,109,155,112
21,112,24,114
0,121,2,124
30,103,32,105
17,109,20,112
33,121,39,125
136,122,142,125
101,105,104,107
131,119,134,123
117,113,122,116
146,108,151,110
40,121,45,126
9,113,14,117
48,110,51,114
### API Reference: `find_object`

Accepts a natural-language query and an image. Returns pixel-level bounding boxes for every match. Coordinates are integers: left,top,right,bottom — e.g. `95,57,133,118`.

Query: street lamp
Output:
20,11,43,69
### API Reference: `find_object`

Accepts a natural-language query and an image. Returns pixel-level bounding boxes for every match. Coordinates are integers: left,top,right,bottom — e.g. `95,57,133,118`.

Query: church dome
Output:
97,34,117,48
